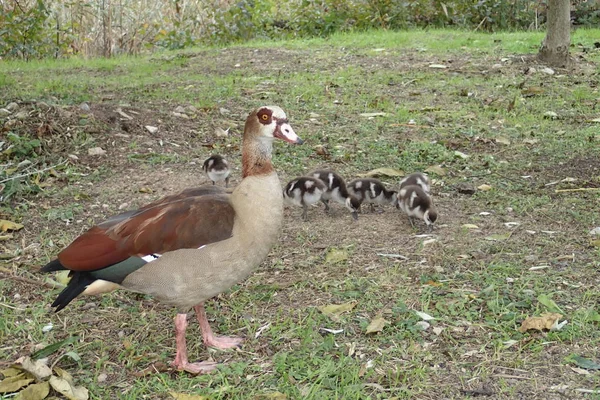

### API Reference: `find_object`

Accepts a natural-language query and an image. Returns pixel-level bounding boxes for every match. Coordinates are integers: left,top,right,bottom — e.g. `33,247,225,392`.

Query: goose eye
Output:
261,114,269,121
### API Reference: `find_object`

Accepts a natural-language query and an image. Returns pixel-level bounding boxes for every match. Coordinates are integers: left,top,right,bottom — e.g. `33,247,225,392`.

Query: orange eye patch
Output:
261,114,269,121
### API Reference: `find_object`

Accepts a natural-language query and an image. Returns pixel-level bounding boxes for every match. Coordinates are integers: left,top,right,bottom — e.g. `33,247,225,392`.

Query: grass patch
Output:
1,28,600,399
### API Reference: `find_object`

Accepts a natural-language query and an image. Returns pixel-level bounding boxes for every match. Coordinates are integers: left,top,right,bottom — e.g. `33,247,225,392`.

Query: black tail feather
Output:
41,259,66,272
51,272,96,312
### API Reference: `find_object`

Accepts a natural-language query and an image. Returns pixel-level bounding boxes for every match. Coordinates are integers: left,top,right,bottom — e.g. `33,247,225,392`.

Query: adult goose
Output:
41,106,302,374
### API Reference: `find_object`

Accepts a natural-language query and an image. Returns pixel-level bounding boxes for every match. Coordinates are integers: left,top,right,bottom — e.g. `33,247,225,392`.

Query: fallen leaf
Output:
87,147,106,156
590,239,600,247
325,248,348,264
454,151,469,159
138,187,153,194
318,302,358,321
429,64,447,69
144,126,158,134
521,86,544,96
0,220,24,232
52,367,74,384
0,234,13,241
566,354,600,370
484,233,511,241
425,165,446,176
518,312,562,333
543,111,558,119
214,127,229,137
0,375,34,393
414,311,435,321
365,316,389,334
477,184,492,191
19,357,52,381
357,168,404,178
170,393,210,400
14,381,49,400
537,294,563,313
570,367,591,375
523,138,539,145
48,376,88,400
415,321,430,330
0,368,22,378
53,271,71,286
462,224,480,229
495,136,511,145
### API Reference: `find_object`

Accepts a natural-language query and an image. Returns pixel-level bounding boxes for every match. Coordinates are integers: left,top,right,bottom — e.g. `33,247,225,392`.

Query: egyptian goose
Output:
283,176,327,221
41,106,302,374
203,154,231,187
348,178,398,212
309,169,359,220
399,172,431,194
397,185,438,231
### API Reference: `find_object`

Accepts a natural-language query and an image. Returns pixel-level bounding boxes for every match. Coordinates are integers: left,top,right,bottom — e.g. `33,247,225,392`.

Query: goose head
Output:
424,207,438,226
247,106,303,144
345,196,361,221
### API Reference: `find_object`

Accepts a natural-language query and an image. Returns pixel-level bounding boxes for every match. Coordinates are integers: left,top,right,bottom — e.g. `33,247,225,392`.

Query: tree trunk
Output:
538,0,571,68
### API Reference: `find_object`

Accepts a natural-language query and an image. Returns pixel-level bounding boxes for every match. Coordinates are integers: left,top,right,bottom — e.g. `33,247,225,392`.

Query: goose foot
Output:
194,304,244,349
173,359,218,374
173,312,219,374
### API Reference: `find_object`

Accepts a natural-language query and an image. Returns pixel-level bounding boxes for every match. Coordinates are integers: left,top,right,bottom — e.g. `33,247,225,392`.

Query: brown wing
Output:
58,193,235,272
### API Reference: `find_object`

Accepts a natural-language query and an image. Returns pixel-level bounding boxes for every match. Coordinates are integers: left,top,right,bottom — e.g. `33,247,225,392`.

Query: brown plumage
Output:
41,106,303,374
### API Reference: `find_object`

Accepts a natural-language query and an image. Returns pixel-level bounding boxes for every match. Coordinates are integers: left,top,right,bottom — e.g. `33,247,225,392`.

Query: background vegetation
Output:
1,0,600,59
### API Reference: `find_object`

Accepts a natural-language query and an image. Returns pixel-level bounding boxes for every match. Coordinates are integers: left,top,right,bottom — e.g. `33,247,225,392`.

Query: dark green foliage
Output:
0,0,55,59
0,0,598,56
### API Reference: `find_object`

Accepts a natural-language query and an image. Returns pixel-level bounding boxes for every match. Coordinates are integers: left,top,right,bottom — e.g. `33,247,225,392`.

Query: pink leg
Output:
194,304,244,349
172,313,218,374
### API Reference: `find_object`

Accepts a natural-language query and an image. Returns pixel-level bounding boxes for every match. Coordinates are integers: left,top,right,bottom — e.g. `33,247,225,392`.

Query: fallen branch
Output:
0,160,68,184
555,188,600,193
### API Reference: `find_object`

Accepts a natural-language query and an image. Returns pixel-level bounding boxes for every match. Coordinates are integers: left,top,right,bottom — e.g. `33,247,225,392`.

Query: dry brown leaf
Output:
0,233,13,241
48,376,88,400
424,165,446,176
18,357,52,382
0,375,34,393
495,136,511,145
0,220,24,232
477,184,492,191
14,381,50,400
357,167,404,178
170,392,210,400
365,317,389,334
0,368,22,378
462,224,480,229
318,301,358,321
518,313,562,333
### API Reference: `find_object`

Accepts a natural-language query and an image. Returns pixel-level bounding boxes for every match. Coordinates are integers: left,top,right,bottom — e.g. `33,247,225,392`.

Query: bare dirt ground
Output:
2,38,600,399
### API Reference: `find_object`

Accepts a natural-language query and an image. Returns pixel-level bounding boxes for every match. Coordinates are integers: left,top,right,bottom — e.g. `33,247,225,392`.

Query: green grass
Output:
2,28,600,399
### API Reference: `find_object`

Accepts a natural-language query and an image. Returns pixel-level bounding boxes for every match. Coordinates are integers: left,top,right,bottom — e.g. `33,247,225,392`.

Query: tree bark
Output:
538,0,571,68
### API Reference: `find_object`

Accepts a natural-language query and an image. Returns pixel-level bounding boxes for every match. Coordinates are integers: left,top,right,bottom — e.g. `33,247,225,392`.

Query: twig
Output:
492,374,531,380
388,123,431,128
555,188,600,193
575,389,600,394
0,272,60,289
473,17,487,32
0,160,67,184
